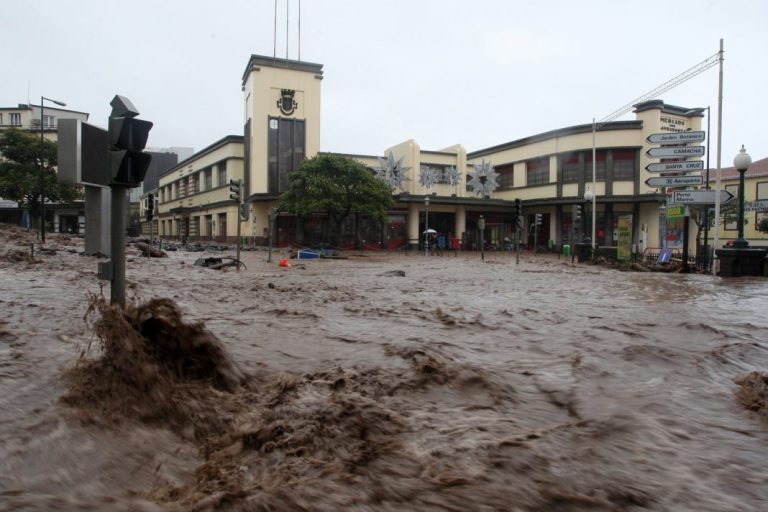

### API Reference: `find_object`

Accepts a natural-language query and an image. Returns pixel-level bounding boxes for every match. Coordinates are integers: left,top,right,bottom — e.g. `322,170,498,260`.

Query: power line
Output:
599,51,720,125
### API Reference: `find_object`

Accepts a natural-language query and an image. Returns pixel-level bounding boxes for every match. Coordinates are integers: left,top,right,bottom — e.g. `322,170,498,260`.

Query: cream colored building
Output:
155,136,244,241
153,54,750,259
714,157,768,245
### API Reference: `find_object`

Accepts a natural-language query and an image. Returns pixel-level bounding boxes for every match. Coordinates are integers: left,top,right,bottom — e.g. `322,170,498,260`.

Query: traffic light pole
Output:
111,186,127,307
235,206,242,271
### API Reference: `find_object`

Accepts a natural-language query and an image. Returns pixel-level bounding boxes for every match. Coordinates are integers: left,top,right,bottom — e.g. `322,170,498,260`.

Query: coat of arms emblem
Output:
277,89,297,116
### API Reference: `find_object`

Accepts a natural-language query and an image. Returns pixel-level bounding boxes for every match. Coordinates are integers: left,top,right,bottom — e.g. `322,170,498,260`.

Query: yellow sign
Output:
666,206,685,217
617,215,633,261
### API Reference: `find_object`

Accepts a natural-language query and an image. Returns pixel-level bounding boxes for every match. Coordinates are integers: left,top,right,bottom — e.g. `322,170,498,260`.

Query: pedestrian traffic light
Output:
146,193,154,221
229,179,241,202
572,204,581,225
107,95,153,187
535,213,543,226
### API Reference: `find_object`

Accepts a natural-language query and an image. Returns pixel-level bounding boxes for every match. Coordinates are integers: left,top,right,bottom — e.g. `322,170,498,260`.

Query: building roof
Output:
159,135,244,179
468,120,643,159
716,156,768,180
242,54,324,85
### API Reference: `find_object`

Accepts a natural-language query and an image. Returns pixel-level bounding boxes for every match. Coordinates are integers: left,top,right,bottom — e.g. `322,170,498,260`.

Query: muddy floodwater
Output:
1,226,768,511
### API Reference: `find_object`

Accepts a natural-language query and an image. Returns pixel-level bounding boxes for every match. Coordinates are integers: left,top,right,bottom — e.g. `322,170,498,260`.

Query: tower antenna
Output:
286,0,289,59
298,0,301,61
273,0,277,58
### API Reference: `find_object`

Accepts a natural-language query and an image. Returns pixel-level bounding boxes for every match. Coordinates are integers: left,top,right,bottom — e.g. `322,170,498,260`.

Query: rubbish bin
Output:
563,244,571,257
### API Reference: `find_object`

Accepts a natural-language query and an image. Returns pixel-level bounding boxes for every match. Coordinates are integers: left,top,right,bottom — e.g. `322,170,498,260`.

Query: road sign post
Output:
646,146,705,158
645,161,704,173
646,131,706,144
672,190,734,205
744,200,768,212
646,176,703,187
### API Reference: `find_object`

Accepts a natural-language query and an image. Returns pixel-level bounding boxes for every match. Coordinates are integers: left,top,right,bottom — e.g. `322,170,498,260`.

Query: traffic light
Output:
514,198,522,229
239,202,250,221
107,95,153,187
535,213,543,226
146,193,155,221
229,179,241,202
572,204,581,226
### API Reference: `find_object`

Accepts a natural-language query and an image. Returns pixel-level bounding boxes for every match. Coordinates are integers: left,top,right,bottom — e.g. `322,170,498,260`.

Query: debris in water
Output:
735,371,768,417
62,295,247,439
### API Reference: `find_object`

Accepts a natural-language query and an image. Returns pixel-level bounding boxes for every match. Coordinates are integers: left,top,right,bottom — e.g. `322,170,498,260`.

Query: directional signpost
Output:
672,189,734,205
645,161,704,173
646,129,708,273
646,175,703,187
744,199,768,212
646,131,706,144
646,146,705,158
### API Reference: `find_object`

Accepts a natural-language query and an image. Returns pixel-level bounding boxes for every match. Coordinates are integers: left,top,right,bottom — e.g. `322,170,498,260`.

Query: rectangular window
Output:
217,213,227,238
526,157,549,186
174,182,180,199
9,113,21,125
561,152,580,184
586,151,607,181
191,174,199,194
495,163,514,190
0,114,3,125
43,115,55,128
268,117,306,194
204,168,213,190
217,163,226,187
613,150,636,181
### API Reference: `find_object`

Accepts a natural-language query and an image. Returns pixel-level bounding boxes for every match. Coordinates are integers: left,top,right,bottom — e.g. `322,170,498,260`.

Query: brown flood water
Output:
1,225,768,511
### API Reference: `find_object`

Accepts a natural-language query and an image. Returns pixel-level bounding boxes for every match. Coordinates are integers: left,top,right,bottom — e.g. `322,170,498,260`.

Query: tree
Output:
757,215,768,234
0,128,81,228
690,200,742,248
278,154,394,246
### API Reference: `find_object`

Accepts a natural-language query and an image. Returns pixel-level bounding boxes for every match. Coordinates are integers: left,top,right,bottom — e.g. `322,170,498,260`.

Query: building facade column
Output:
407,202,420,249
454,205,466,243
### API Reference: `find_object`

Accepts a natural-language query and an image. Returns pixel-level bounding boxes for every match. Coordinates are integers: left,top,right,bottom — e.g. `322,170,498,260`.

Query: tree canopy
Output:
0,128,81,225
278,154,394,244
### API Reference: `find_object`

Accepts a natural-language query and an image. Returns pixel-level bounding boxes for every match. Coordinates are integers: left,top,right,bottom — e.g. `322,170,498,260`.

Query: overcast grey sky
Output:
3,0,767,164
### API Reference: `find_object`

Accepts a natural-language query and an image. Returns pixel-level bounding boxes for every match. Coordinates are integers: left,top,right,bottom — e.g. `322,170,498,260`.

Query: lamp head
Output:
584,190,593,201
733,145,752,171
424,196,430,206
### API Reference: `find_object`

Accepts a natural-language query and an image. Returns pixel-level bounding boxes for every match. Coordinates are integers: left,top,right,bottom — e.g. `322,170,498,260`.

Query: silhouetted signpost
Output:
58,95,153,307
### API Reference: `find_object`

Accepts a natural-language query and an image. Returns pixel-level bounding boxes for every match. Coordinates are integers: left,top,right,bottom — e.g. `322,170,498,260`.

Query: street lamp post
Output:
424,196,430,256
732,145,752,248
39,96,66,243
